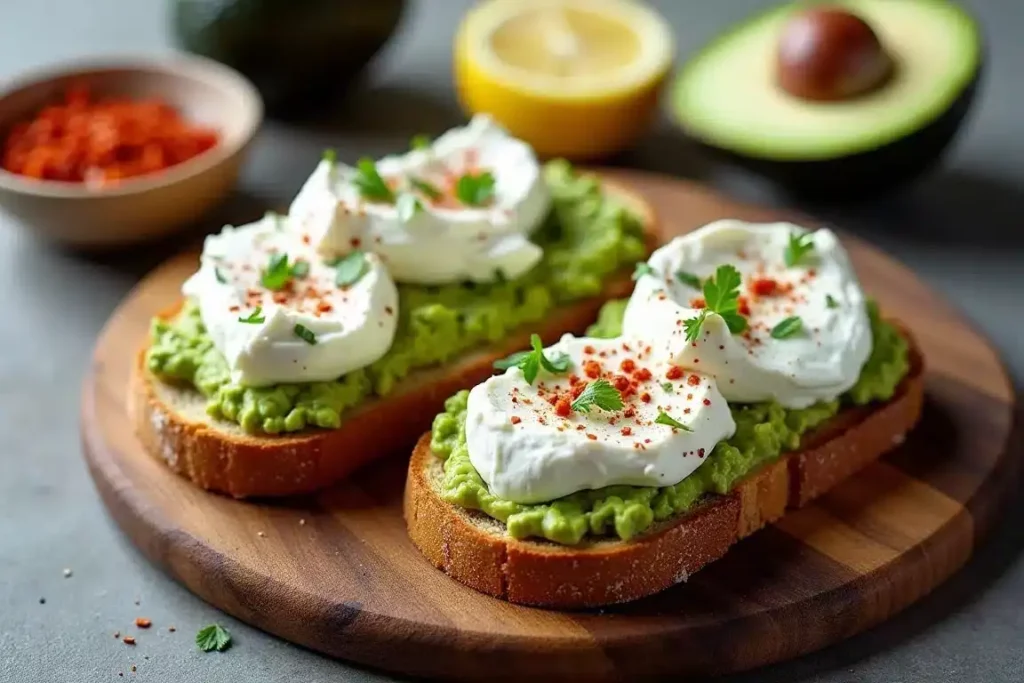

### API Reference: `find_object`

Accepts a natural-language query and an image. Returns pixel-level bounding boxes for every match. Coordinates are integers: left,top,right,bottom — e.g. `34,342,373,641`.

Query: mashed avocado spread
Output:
429,302,909,545
146,161,647,434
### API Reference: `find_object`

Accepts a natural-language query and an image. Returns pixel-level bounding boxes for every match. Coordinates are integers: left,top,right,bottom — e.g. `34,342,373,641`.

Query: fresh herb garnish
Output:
396,193,422,222
683,264,749,342
492,333,571,385
771,316,804,339
410,134,431,151
661,381,675,393
238,306,265,324
214,266,227,284
784,231,815,267
455,171,495,207
632,261,655,281
195,624,231,653
294,324,317,345
290,259,310,279
675,270,702,289
826,294,839,309
571,378,624,414
322,148,337,167
409,176,443,201
261,252,293,291
655,411,693,432
333,251,368,287
353,158,395,203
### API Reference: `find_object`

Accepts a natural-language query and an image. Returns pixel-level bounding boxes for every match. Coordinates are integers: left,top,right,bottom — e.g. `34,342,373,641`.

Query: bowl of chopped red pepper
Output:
0,53,262,248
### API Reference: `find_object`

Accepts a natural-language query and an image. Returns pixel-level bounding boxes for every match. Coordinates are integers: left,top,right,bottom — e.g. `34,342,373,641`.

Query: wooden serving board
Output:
82,170,1018,682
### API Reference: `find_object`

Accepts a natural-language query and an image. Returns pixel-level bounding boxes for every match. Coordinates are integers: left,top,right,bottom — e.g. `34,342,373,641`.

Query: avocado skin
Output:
689,68,982,201
172,0,406,120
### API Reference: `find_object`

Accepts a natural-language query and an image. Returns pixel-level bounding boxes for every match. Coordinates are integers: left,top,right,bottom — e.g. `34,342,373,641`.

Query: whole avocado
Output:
172,0,406,119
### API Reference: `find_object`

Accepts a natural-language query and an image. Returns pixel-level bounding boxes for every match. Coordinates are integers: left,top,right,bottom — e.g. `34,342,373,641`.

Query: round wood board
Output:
82,170,1018,682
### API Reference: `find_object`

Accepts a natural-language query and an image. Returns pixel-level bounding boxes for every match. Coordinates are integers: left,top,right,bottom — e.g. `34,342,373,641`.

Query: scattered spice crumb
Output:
135,618,151,629
168,626,176,633
113,631,120,639
122,636,136,645
63,568,72,578
130,665,137,673
38,597,45,604
134,599,140,606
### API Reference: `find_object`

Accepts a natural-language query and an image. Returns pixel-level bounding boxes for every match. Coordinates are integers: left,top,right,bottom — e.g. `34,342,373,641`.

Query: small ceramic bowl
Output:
0,54,263,249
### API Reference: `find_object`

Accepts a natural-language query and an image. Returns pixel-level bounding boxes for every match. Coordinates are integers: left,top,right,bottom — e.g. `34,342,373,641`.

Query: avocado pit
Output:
776,6,892,102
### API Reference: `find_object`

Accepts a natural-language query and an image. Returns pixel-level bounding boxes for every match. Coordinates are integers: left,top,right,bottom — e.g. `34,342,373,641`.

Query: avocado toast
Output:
131,145,657,497
404,221,923,607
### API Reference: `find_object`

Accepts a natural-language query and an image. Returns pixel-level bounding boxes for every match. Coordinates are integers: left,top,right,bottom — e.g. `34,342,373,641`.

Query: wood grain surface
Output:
81,170,1019,682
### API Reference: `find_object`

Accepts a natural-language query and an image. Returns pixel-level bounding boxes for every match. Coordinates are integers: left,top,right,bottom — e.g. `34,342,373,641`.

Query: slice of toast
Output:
130,181,657,498
403,327,924,608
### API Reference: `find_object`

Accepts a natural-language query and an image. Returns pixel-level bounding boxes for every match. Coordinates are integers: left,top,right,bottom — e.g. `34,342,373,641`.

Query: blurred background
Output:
1,1,1021,682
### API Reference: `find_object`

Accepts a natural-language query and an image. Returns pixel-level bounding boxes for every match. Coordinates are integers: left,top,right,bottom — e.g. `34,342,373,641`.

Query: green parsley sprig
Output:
683,264,749,342
632,261,655,280
409,176,443,201
675,270,702,289
195,624,231,652
492,334,571,385
825,294,839,309
261,253,296,291
353,158,395,203
770,316,804,339
571,379,624,414
784,231,815,267
455,171,495,207
238,307,265,324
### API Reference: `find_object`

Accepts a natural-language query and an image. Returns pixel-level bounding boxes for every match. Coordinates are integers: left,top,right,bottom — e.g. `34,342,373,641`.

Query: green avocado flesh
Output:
430,302,909,546
145,161,647,435
672,0,981,160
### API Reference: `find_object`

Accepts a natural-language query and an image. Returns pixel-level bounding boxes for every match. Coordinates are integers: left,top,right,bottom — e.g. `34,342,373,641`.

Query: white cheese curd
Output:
182,215,399,387
621,220,872,409
465,335,736,504
288,115,551,285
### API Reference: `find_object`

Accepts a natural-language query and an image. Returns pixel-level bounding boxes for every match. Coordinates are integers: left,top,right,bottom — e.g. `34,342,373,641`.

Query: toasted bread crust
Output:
130,181,657,498
403,330,925,608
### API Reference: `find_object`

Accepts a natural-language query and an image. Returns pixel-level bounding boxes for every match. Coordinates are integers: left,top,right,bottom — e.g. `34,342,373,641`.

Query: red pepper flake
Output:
510,416,522,425
350,237,362,248
620,358,636,373
583,345,596,355
698,448,706,458
511,396,518,404
703,398,711,406
586,433,597,441
624,407,636,418
683,407,691,414
634,367,652,382
640,392,652,403
567,374,580,386
576,424,585,431
621,426,632,436
750,277,778,297
612,375,631,392
621,342,632,352
555,397,571,418
687,374,700,386
317,301,333,314
228,305,240,313
583,360,602,379
738,296,751,316
690,297,706,309
571,383,586,399
665,366,683,380
384,306,394,315
301,234,311,245
135,618,151,629
123,636,136,646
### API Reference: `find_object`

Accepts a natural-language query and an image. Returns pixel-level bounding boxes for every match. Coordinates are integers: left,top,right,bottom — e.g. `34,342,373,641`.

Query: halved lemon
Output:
455,0,674,160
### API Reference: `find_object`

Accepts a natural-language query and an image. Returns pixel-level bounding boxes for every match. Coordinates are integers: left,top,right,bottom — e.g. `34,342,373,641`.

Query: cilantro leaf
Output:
491,334,571,384
784,231,815,267
655,411,693,432
826,294,839,309
771,316,804,339
410,134,431,151
261,253,293,291
334,251,368,287
352,158,395,203
675,270,702,289
455,171,495,206
632,261,655,281
661,381,675,393
571,379,624,414
238,307,264,324
195,624,231,652
683,310,708,343
409,176,443,201
396,193,422,222
322,148,337,167
294,324,317,345
682,264,747,341
290,259,310,279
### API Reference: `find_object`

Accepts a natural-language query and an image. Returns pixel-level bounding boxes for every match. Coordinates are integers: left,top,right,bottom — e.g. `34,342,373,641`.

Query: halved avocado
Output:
670,0,983,199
